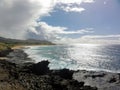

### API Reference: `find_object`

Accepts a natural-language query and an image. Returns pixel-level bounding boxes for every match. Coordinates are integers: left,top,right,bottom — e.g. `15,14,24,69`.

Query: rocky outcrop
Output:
7,49,33,64
1,49,120,90
51,69,74,79
31,61,50,75
0,59,97,90
0,47,12,57
73,71,120,90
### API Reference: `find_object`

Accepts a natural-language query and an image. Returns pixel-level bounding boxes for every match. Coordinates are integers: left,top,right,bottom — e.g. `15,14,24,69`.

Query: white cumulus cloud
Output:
26,22,94,41
55,0,94,4
56,0,95,12
81,35,120,39
0,0,95,39
56,34,120,44
0,0,54,39
61,6,85,13
1,0,117,44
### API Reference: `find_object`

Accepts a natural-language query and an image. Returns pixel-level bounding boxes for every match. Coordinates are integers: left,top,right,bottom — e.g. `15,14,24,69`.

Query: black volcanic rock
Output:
31,61,50,75
7,49,33,64
0,49,98,90
73,71,120,90
0,59,98,90
0,48,119,90
52,69,74,79
0,47,12,57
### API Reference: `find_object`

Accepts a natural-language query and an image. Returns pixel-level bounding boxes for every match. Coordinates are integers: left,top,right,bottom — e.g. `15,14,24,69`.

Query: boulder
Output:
0,47,12,57
31,61,50,75
52,69,74,79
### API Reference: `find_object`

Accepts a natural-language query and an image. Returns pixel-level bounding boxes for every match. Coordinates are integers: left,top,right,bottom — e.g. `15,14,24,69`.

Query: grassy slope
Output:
0,43,10,51
0,37,55,51
0,37,55,56
0,37,54,46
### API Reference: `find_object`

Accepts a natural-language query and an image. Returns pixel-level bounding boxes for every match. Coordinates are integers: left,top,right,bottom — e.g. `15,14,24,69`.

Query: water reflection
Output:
24,44,120,72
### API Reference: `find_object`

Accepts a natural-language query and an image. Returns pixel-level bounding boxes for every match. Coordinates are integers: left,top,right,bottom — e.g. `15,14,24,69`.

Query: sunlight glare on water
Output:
24,44,120,73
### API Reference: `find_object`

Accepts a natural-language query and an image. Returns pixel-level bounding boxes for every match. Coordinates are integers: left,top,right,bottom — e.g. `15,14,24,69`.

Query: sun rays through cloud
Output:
0,0,120,44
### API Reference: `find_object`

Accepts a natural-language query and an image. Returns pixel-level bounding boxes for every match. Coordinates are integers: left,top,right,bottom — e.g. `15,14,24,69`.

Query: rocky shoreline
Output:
0,49,120,90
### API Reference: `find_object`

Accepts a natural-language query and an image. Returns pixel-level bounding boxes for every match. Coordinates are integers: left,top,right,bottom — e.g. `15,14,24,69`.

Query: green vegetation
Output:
0,43,10,51
0,42,12,57
0,37,54,56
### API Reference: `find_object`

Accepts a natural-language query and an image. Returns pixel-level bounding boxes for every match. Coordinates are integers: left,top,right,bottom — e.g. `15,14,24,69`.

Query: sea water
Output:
23,44,120,73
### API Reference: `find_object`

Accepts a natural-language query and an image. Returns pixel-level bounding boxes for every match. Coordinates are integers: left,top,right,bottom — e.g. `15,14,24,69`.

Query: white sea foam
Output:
23,44,120,73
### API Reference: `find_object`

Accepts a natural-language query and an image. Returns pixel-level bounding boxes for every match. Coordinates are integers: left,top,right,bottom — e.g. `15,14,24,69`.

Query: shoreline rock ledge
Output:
0,49,120,90
73,70,120,90
0,60,97,90
0,49,98,90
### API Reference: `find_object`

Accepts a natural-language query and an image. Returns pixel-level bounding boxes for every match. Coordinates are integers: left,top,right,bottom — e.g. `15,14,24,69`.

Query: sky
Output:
0,0,120,44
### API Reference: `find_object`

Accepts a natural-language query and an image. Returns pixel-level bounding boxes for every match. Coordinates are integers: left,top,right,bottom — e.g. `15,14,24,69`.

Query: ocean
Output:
23,44,120,73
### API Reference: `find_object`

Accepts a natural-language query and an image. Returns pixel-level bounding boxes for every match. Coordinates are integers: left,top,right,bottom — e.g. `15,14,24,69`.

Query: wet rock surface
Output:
73,71,120,90
7,49,33,64
0,60,97,90
0,49,98,90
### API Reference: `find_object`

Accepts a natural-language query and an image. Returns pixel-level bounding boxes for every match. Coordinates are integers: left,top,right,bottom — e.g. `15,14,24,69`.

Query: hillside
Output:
0,37,54,56
0,37,54,46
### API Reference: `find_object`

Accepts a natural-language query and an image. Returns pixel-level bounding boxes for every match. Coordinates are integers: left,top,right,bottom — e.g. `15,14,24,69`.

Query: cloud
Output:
58,28,94,34
81,35,120,39
26,22,67,40
83,0,95,3
0,0,54,39
26,22,94,41
60,6,85,13
56,34,120,44
56,0,95,12
0,0,95,39
1,0,118,44
56,0,94,4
